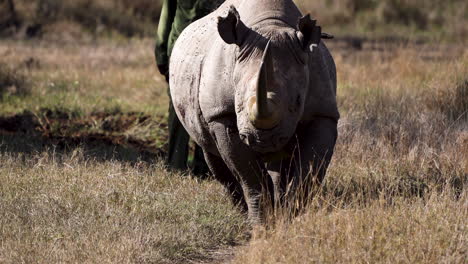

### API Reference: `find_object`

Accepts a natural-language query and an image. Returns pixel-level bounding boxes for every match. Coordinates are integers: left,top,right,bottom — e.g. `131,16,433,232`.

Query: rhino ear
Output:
217,6,247,45
297,14,333,51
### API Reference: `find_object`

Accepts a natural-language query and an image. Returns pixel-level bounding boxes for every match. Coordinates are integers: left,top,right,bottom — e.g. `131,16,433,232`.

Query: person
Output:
155,0,223,175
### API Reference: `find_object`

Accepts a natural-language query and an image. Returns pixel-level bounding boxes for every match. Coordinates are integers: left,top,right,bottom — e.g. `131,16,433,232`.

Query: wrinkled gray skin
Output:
170,0,339,224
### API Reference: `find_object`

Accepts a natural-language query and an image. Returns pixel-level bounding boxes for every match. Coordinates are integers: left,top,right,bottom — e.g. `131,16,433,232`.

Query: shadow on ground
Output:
0,108,167,163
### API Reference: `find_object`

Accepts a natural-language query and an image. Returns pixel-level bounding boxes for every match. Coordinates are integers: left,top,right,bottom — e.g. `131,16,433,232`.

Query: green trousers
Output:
156,0,224,176
167,89,209,176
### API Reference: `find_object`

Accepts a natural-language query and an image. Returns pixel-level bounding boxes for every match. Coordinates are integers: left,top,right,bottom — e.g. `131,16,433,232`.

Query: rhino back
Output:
236,0,301,27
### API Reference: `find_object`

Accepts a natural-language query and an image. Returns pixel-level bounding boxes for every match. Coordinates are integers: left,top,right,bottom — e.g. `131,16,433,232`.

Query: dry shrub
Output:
120,0,163,23
0,0,20,36
0,63,29,97
35,0,153,37
376,0,428,29
3,0,162,38
295,0,468,39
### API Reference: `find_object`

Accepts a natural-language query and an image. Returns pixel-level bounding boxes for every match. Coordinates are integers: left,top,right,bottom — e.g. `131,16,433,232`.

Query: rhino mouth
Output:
239,130,289,153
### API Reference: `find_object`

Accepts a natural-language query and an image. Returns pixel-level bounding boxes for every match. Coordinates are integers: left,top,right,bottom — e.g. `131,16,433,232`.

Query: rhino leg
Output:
266,159,292,208
203,151,247,212
268,117,338,210
209,118,274,224
298,117,338,185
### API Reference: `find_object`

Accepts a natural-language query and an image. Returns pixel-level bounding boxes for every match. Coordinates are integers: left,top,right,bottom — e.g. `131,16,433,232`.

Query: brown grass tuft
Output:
428,78,468,121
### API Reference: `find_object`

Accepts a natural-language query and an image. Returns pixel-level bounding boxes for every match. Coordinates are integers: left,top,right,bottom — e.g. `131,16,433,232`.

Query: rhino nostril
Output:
239,133,247,143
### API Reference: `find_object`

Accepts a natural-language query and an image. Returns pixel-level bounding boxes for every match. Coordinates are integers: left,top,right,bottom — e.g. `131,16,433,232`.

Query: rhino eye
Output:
296,95,301,107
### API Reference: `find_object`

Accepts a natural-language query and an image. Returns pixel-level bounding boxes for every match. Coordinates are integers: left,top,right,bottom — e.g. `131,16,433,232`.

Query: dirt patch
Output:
0,108,167,158
191,245,247,264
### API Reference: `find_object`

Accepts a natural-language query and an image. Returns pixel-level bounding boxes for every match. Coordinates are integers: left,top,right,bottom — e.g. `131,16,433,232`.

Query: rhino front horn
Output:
248,40,281,130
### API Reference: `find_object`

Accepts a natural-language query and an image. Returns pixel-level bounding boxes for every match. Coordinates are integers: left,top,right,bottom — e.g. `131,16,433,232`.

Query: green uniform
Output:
155,0,223,175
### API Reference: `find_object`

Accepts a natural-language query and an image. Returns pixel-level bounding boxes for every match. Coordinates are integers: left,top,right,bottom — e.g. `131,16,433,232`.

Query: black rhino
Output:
169,0,339,223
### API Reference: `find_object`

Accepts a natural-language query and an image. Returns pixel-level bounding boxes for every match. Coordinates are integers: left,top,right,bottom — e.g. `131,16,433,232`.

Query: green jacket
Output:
155,0,224,72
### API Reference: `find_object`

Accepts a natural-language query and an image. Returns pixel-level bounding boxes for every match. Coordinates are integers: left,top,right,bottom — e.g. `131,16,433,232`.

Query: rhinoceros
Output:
169,0,339,223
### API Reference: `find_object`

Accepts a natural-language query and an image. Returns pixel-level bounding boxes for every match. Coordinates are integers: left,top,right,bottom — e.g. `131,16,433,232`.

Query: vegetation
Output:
0,62,29,96
1,0,466,41
0,153,248,263
297,0,468,41
0,0,161,38
0,37,249,264
0,0,466,263
233,44,467,264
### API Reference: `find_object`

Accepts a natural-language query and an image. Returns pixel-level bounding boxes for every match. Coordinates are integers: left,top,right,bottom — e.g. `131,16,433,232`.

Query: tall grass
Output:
232,44,467,263
0,151,248,263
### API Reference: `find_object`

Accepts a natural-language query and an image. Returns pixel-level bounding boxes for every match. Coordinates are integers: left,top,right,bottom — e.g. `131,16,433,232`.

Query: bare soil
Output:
0,108,167,159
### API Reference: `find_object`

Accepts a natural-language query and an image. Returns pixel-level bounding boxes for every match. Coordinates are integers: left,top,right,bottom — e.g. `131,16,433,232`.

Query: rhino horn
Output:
249,40,281,130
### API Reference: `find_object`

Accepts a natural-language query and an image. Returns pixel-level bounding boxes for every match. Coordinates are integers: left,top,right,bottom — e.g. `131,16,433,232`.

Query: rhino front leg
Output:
298,117,338,185
203,151,247,212
209,118,274,224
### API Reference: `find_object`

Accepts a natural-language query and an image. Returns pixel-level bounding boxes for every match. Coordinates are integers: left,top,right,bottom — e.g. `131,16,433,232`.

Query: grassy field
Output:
233,42,468,263
0,39,250,263
1,0,467,263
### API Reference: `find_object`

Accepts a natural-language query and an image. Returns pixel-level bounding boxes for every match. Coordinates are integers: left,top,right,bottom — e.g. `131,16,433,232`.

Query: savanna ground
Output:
1,0,467,263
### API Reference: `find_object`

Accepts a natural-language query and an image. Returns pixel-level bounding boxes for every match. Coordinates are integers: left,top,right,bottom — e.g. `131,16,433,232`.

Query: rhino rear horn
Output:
217,6,248,45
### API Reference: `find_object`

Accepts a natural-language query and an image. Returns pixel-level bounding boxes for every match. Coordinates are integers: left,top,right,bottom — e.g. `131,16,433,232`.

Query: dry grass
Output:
232,43,468,263
0,38,167,116
0,8,467,263
0,37,251,263
0,151,248,263
235,196,466,263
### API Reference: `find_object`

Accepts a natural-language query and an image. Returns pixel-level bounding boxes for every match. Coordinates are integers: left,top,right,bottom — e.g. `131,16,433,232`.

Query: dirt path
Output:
192,245,247,264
